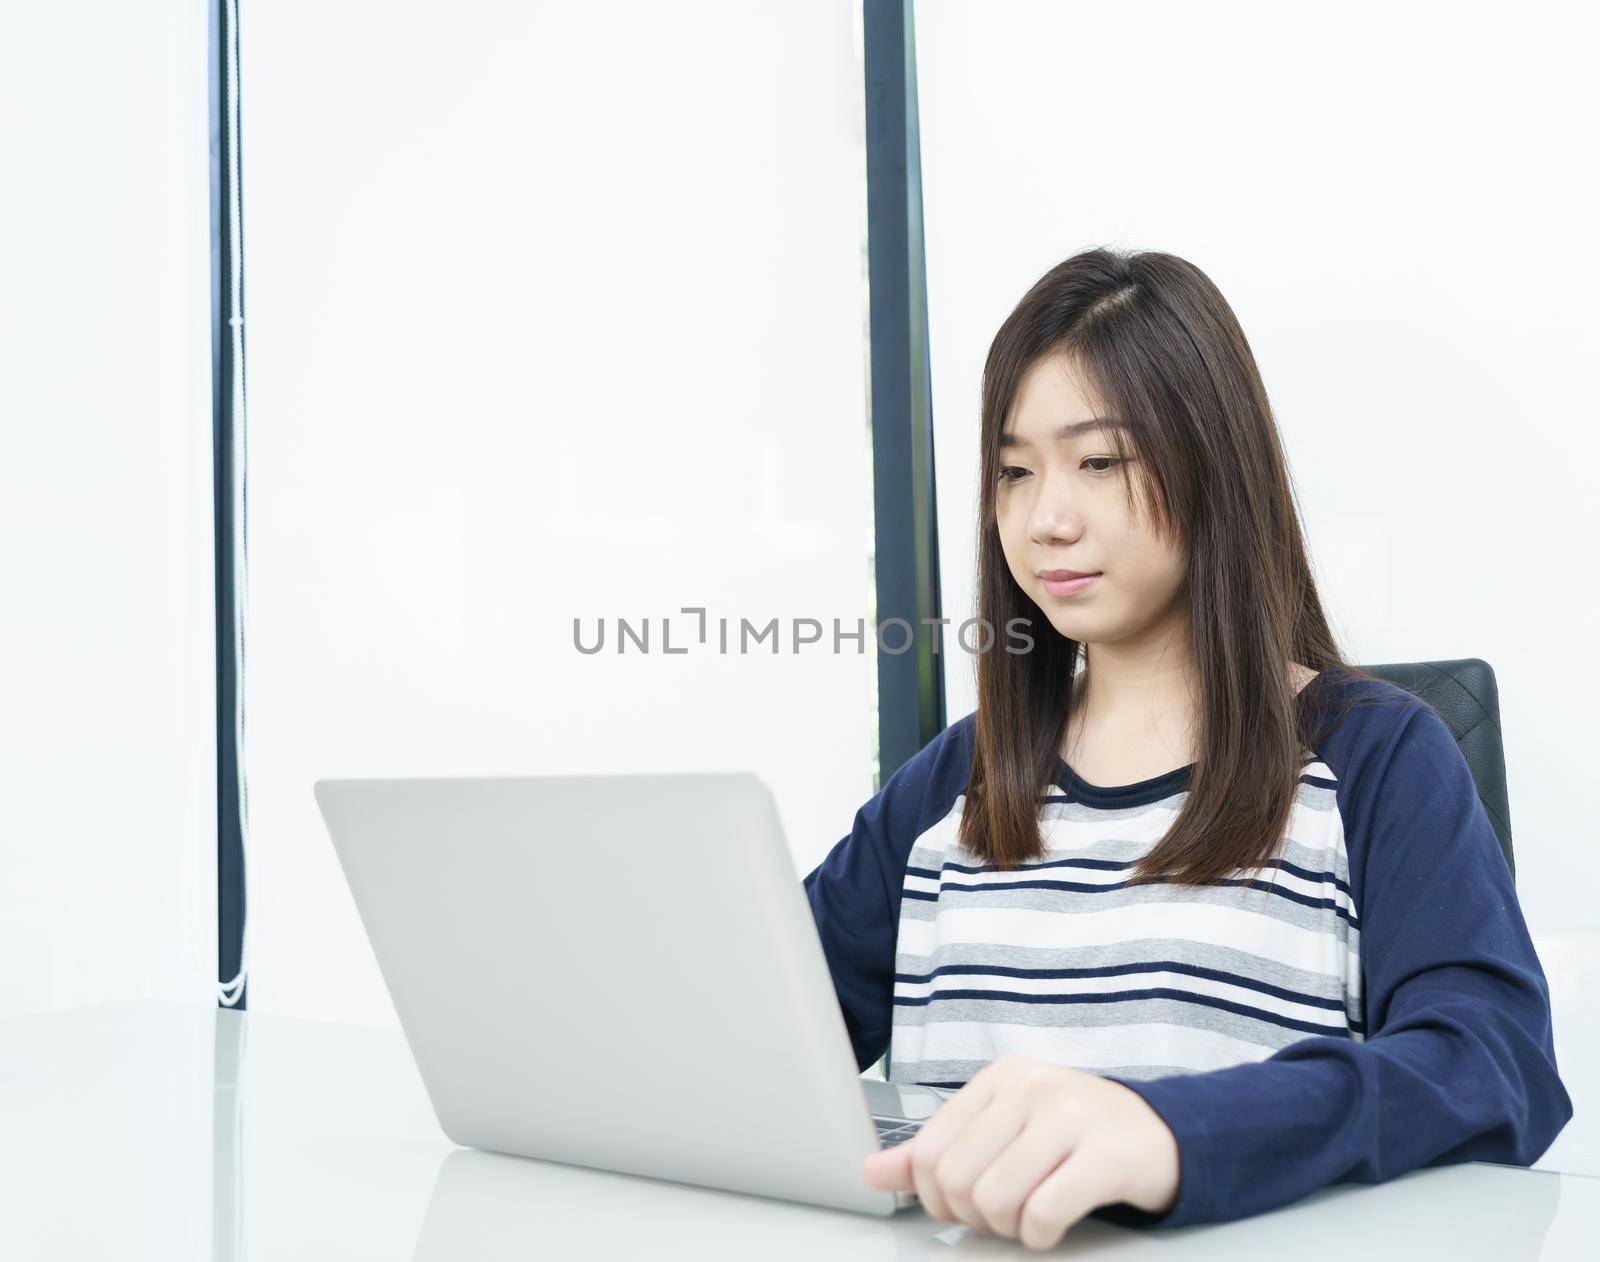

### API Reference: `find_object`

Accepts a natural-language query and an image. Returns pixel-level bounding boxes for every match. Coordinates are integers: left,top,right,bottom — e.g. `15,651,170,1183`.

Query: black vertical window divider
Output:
210,0,248,1011
864,0,945,783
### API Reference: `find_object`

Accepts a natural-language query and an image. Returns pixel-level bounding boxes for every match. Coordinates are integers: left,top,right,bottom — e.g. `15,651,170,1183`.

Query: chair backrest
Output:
1356,657,1515,880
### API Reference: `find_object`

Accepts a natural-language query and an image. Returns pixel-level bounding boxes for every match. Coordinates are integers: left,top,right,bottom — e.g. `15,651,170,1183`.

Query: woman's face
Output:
994,351,1189,650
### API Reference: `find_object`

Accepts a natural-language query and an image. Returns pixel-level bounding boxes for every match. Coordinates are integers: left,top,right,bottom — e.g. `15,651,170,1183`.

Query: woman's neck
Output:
1064,649,1320,774
1075,644,1199,728
1065,654,1201,775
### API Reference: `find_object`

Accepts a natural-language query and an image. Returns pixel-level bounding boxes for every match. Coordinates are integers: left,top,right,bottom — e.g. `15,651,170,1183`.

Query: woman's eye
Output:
1000,458,1122,482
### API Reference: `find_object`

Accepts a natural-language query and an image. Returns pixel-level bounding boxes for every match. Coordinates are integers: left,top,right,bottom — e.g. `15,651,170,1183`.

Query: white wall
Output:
915,0,1599,932
239,1,878,1027
0,2,217,1016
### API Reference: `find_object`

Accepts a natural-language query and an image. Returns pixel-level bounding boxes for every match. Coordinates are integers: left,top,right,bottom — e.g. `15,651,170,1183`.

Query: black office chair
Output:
1357,657,1515,880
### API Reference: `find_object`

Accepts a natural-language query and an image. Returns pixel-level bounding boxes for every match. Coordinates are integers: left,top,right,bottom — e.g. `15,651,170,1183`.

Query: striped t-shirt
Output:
802,665,1571,1228
891,742,1360,1086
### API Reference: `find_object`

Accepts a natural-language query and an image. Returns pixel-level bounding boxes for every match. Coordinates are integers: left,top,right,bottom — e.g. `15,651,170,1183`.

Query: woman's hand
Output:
861,1054,1181,1249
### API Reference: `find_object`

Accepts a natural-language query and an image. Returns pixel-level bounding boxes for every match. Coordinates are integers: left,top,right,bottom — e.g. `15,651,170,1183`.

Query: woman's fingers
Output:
860,1139,914,1190
903,1077,996,1221
928,1101,1029,1229
1017,1150,1121,1251
968,1122,1077,1239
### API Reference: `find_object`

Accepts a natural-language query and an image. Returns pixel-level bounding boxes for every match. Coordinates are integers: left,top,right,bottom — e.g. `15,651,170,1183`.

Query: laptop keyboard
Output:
873,1116,925,1149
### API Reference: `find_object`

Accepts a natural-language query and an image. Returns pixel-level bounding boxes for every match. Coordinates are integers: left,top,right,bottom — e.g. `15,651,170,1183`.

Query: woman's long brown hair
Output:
959,247,1392,882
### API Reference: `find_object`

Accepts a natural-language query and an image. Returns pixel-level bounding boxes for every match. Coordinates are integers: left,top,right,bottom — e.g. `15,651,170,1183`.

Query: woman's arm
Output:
1102,701,1573,1228
803,725,961,1072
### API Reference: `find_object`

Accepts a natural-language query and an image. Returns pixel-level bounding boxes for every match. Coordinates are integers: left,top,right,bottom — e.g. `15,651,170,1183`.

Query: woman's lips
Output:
1041,572,1101,597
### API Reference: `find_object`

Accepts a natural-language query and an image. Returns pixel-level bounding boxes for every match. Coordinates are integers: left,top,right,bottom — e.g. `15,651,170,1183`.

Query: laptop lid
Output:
314,771,903,1215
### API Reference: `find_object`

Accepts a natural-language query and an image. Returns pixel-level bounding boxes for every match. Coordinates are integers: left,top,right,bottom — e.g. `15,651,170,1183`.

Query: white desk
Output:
1530,928,1600,1181
1,999,1594,1260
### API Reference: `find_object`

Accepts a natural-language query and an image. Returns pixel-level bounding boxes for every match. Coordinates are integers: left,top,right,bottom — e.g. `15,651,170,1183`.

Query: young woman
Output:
803,248,1571,1247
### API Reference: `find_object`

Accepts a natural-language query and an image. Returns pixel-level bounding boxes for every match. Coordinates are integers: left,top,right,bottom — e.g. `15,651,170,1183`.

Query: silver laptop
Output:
313,771,947,1215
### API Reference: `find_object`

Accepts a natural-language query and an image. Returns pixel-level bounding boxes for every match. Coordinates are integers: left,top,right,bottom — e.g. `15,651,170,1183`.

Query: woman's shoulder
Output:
1308,664,1428,719
900,708,979,770
876,709,979,812
1306,669,1512,910
1303,665,1449,792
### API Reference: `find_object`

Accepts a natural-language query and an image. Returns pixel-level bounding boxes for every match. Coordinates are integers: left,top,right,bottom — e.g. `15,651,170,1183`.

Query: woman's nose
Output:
1029,483,1081,545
